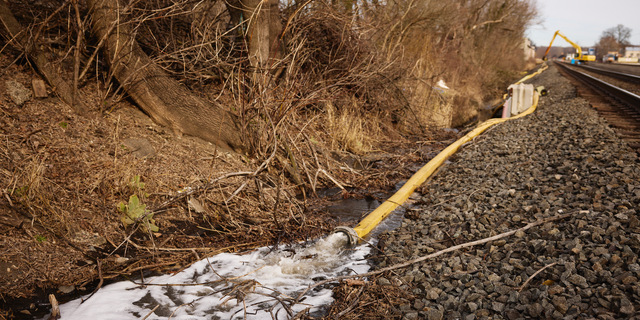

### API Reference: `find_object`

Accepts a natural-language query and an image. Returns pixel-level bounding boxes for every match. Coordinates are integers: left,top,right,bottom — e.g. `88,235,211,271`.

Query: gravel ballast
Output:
374,64,640,320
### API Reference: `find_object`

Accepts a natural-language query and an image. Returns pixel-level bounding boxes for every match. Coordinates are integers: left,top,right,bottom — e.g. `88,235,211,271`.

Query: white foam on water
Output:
57,233,370,320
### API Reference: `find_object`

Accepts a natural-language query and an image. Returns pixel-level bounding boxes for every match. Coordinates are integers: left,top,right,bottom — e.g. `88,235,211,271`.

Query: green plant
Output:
59,122,68,129
14,185,28,197
35,235,46,242
119,195,158,233
130,175,145,190
128,175,149,198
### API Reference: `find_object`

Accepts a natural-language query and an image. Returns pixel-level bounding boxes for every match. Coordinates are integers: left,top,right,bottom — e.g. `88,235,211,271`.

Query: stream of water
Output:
53,186,411,320
56,233,369,320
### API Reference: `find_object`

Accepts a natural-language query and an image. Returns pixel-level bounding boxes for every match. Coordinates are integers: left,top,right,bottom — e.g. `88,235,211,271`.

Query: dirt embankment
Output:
0,50,463,316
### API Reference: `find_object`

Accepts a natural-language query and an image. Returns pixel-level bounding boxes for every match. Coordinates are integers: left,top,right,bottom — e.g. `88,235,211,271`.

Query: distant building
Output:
624,47,640,58
523,38,536,61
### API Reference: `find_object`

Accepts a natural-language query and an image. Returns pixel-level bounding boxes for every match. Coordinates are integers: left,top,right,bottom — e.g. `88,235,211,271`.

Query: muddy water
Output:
321,182,410,241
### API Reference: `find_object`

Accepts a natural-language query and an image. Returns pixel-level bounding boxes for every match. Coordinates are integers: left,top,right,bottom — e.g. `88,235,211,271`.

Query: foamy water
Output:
57,233,371,320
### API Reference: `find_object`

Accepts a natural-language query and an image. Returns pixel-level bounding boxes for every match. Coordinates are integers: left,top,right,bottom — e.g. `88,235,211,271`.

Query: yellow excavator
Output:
542,30,596,63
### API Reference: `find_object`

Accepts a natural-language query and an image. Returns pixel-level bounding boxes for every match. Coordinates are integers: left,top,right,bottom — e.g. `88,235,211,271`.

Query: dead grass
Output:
325,100,380,155
0,0,538,311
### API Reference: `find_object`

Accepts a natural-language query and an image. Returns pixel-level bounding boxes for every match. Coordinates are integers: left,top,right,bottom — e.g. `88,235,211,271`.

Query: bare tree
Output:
598,24,632,56
596,34,619,59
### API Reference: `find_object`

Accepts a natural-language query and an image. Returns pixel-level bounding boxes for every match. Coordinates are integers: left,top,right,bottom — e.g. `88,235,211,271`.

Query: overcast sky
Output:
526,0,640,48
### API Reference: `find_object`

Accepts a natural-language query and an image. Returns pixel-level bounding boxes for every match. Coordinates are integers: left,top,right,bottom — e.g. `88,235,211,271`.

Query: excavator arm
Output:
542,30,584,61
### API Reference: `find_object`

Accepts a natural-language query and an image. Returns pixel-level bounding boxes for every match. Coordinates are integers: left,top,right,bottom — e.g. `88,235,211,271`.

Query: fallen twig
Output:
334,285,366,319
518,262,557,292
141,304,159,320
319,168,345,190
149,171,253,213
227,112,279,202
81,259,103,304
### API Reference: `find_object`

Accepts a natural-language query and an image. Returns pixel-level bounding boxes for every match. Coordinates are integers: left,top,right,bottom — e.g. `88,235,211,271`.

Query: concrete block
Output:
507,83,534,116
618,57,639,63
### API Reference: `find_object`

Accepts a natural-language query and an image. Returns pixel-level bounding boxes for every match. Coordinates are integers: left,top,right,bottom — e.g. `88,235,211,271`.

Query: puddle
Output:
320,188,386,224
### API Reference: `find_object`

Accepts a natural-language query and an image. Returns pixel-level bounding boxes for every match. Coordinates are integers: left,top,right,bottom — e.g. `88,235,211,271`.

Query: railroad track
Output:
575,64,640,84
555,61,640,150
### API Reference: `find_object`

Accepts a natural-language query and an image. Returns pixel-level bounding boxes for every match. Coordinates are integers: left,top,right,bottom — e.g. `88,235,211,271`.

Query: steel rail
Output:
574,64,640,84
556,62,640,110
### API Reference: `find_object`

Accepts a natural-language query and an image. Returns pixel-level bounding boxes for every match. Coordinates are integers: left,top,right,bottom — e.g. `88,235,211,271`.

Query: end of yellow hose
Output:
332,226,359,246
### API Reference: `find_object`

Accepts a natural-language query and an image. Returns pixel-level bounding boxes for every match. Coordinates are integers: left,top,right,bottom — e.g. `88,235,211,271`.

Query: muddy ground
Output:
0,52,463,318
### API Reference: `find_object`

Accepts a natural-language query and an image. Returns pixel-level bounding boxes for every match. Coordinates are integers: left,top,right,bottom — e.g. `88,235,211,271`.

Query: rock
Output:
504,309,520,320
547,285,564,295
5,80,32,106
122,138,155,158
527,303,543,318
491,302,505,312
425,308,443,320
403,312,418,320
426,288,440,300
616,297,634,315
31,79,47,98
487,273,501,282
552,296,568,314
475,309,490,317
115,257,129,264
72,230,107,247
378,278,391,286
592,247,608,256
567,274,588,288
58,285,75,294
592,262,603,272
465,302,478,313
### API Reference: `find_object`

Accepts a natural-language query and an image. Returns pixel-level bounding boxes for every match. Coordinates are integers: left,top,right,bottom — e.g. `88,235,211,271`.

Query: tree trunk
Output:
226,0,283,68
87,0,246,153
0,1,90,117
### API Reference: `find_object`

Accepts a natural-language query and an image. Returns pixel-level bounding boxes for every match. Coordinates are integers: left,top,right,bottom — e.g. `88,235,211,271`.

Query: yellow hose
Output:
351,64,548,239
